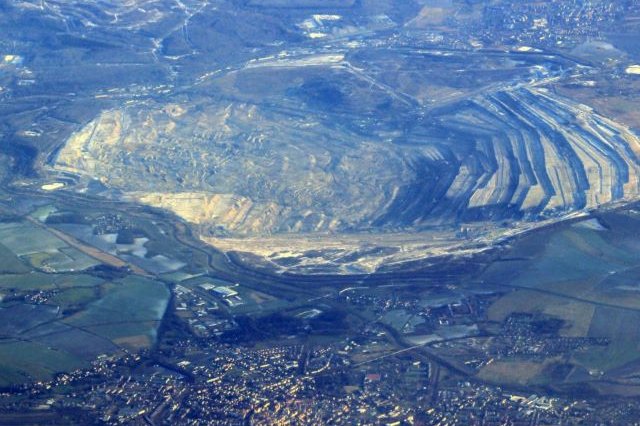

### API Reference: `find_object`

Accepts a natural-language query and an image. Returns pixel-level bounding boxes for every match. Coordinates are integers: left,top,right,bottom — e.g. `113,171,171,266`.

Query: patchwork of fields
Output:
0,213,171,387
479,210,640,393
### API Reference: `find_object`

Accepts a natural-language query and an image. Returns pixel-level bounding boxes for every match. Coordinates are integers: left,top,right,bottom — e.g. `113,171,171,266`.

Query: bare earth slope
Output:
54,86,640,228
53,75,640,273
19,0,640,274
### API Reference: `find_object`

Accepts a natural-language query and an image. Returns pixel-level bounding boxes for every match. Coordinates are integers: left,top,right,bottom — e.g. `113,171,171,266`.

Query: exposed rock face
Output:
56,100,422,235
32,0,640,275
55,85,640,239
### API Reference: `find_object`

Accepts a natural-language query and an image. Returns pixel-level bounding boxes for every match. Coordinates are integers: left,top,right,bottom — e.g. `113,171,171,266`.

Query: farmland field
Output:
0,341,83,388
0,243,30,274
65,276,170,349
481,210,640,383
0,222,66,256
0,272,102,291
0,216,170,385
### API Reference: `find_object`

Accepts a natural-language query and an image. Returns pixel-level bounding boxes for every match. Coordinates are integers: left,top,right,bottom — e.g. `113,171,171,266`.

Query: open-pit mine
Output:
51,50,640,274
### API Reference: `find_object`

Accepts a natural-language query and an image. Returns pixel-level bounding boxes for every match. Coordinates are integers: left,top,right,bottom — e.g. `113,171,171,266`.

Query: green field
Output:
49,287,98,310
0,340,83,387
0,243,30,274
55,274,104,289
65,276,170,350
0,220,99,273
482,213,640,384
0,275,170,385
23,247,98,273
0,222,67,256
0,272,102,292
0,272,58,291
0,220,169,383
0,207,199,386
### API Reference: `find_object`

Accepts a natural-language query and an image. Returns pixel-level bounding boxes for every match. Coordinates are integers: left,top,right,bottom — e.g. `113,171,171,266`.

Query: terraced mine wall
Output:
53,87,640,238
